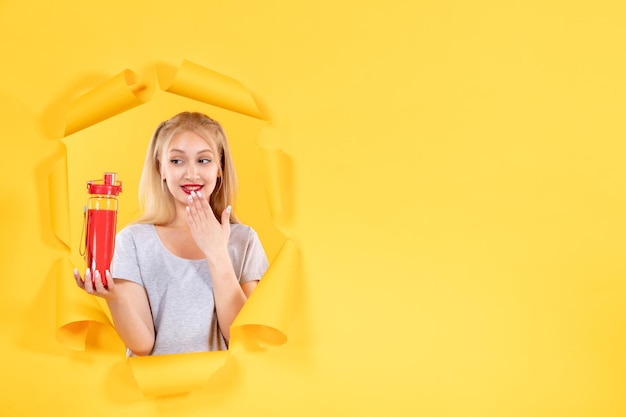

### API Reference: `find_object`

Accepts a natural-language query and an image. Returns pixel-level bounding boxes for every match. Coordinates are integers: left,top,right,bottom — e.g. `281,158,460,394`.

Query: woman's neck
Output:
164,205,190,229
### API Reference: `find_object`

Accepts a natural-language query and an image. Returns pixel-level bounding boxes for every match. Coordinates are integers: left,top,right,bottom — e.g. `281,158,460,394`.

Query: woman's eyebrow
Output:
168,148,214,154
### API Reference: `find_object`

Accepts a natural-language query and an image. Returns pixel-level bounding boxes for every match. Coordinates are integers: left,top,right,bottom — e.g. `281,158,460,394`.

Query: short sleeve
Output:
110,227,143,286
238,227,269,284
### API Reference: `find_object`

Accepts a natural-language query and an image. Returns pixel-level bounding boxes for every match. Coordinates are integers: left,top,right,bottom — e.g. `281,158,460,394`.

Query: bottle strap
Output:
79,205,87,257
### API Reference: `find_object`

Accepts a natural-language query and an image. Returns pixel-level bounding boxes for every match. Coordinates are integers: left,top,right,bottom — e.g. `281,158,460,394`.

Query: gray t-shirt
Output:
110,223,268,356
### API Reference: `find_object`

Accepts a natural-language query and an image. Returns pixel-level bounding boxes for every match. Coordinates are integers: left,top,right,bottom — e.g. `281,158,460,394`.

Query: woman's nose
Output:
185,165,198,179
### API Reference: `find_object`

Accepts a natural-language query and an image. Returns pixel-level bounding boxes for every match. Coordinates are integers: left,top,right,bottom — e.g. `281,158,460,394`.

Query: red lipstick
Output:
180,184,204,195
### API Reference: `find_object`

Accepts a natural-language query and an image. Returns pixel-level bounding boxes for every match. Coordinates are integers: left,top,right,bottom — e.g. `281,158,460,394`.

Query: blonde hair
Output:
135,111,239,225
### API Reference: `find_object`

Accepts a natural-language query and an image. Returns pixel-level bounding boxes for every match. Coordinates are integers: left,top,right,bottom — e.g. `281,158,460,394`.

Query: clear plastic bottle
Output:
84,172,122,288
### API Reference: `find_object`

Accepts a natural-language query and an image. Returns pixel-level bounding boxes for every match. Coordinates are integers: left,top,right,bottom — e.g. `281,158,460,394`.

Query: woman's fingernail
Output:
73,268,78,275
197,190,203,198
227,205,232,213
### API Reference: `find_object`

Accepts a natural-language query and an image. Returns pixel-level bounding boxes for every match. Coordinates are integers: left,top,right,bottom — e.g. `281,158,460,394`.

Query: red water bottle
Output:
83,172,122,288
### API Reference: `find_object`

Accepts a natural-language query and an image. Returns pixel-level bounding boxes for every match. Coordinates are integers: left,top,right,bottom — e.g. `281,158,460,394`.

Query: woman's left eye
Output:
199,158,212,164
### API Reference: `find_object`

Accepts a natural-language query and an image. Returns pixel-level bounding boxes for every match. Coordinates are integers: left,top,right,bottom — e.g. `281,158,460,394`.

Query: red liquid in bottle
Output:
86,208,117,287
84,172,122,288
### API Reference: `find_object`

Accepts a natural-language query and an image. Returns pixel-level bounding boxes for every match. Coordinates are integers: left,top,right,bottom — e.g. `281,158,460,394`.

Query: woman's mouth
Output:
181,184,203,195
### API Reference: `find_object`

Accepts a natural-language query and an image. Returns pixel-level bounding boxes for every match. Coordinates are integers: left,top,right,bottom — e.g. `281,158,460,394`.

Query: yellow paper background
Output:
48,60,294,397
1,1,625,416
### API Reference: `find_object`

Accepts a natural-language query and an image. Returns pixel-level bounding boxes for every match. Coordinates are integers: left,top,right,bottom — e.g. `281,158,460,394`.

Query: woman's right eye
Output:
170,159,183,165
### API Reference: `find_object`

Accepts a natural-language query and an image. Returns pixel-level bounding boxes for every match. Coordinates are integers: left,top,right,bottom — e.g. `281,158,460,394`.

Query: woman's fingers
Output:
186,190,231,256
84,269,94,293
74,268,115,297
73,268,85,289
186,193,204,227
93,270,107,292
191,190,213,222
187,190,222,228
105,270,114,291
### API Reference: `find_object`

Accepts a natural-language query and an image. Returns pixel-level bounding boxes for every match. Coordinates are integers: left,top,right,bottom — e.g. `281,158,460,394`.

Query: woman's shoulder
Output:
228,222,268,276
118,223,156,239
229,223,258,242
230,222,254,233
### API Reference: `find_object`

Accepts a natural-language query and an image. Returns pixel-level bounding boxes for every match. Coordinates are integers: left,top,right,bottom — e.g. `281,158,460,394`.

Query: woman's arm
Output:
205,253,258,341
186,190,257,342
74,269,155,355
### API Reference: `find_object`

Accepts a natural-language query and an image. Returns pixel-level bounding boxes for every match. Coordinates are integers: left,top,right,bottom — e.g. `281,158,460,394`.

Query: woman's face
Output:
161,130,220,208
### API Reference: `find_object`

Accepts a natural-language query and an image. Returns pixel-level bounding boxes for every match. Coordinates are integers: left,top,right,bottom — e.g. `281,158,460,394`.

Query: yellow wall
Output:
1,1,625,416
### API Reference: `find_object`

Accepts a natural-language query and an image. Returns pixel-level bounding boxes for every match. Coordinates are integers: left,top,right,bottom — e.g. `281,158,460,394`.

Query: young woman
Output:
74,111,268,356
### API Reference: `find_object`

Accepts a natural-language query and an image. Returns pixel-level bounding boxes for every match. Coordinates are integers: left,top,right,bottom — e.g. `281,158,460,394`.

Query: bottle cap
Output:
87,172,123,196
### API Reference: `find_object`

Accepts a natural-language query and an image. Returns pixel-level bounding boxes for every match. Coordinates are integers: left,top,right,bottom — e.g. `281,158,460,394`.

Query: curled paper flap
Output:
157,60,264,120
49,152,70,248
54,59,296,397
55,256,112,350
259,147,294,235
64,69,150,136
231,239,299,347
128,350,229,397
